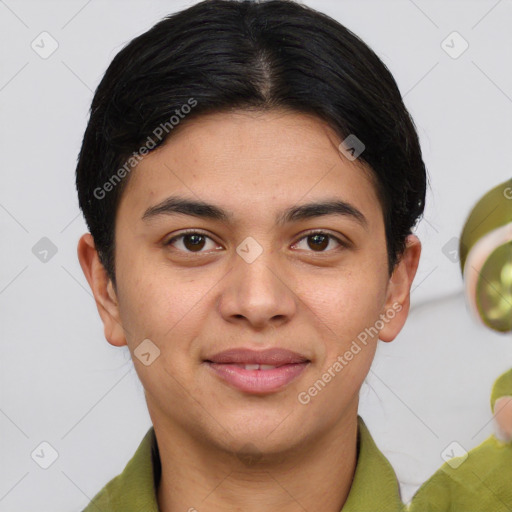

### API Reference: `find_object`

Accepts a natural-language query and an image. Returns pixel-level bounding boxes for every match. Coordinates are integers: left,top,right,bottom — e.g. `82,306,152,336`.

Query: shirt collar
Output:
343,415,404,511
85,415,403,511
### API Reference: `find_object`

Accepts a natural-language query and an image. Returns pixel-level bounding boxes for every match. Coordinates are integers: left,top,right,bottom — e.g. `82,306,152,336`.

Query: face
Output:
79,109,420,458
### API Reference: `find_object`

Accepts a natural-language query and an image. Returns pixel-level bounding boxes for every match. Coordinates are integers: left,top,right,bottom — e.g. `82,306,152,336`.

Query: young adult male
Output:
76,1,428,510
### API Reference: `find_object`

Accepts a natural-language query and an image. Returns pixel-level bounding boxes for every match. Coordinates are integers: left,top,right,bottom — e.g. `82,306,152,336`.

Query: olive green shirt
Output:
82,415,404,511
82,414,512,512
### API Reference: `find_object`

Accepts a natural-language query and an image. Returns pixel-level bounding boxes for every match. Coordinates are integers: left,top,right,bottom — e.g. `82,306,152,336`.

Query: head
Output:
77,0,425,457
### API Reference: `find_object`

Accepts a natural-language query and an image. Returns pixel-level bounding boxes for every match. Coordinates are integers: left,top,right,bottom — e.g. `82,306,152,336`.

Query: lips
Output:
204,348,310,394
205,348,309,366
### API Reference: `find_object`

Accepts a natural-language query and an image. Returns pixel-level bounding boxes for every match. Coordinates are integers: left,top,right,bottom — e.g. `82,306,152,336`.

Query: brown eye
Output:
293,231,345,253
182,233,206,252
307,233,329,251
165,231,219,253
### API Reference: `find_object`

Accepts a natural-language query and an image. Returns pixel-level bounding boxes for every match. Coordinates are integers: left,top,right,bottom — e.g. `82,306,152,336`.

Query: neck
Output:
154,411,359,512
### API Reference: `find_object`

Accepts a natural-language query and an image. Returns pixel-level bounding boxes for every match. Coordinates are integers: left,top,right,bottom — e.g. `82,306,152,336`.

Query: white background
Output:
1,0,511,510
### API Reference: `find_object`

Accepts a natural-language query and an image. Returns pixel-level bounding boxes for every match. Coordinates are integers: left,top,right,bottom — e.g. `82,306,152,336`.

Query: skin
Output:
78,109,421,512
494,396,512,442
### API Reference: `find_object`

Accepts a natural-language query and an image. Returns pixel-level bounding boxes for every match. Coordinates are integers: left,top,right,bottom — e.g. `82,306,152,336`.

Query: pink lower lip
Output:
205,362,309,394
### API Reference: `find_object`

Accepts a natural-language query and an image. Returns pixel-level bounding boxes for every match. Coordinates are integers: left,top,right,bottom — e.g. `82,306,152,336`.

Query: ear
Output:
379,234,422,342
77,233,127,347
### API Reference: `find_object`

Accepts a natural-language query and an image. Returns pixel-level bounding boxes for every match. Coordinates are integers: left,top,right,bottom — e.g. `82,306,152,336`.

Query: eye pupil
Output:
184,234,205,251
308,234,329,251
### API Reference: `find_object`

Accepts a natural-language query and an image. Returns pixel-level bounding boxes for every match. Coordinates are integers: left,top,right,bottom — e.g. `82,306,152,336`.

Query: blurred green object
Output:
459,178,512,272
491,368,512,414
475,242,512,332
459,178,512,333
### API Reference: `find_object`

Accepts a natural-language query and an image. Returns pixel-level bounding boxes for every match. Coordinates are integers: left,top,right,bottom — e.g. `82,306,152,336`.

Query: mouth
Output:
203,348,311,394
204,361,310,394
215,363,291,370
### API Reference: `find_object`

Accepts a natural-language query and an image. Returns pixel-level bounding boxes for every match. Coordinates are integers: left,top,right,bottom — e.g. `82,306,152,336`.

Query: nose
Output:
217,245,297,331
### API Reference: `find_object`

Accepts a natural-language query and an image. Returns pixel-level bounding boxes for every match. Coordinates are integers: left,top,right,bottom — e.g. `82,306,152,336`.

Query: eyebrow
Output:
142,195,368,229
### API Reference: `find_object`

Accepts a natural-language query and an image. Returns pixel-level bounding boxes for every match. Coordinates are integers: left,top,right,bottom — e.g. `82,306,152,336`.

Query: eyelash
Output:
164,229,348,254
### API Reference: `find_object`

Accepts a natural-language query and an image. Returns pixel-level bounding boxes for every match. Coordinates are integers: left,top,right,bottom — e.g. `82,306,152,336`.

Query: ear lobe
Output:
379,234,422,343
77,233,127,347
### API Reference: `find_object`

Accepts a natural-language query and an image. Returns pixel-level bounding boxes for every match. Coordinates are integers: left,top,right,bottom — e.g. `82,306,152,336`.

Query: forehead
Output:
118,109,381,225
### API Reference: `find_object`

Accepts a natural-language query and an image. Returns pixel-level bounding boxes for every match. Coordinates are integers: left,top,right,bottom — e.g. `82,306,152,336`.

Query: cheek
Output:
114,254,207,347
299,268,387,340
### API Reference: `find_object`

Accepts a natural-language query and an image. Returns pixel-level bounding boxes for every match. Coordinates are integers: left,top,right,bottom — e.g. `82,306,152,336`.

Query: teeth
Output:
243,364,277,370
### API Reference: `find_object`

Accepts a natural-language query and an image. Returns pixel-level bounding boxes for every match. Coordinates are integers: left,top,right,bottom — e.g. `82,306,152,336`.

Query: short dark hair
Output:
76,0,427,287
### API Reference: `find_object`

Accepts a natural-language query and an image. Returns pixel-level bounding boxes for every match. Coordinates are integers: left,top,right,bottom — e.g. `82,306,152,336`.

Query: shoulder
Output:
81,427,160,512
